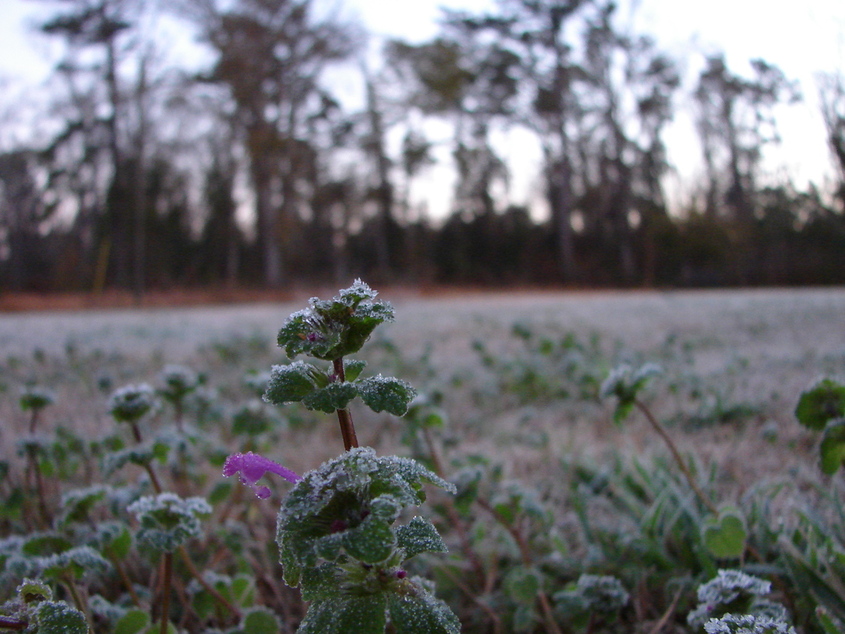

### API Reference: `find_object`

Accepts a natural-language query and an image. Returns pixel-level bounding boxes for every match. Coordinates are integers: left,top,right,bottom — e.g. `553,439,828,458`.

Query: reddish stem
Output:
333,358,358,451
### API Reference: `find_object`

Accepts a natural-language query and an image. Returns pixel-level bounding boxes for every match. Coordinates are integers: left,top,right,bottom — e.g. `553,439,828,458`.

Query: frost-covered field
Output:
2,287,845,632
2,287,844,479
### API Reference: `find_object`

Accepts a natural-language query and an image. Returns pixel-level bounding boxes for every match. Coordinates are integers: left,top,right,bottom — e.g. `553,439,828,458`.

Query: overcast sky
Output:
1,0,843,213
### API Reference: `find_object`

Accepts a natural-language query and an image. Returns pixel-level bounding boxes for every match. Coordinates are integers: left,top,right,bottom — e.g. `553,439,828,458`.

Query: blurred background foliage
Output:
1,0,844,296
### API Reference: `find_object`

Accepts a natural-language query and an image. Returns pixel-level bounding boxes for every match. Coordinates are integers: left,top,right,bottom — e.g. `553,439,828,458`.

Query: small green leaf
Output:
358,375,417,416
504,566,542,605
241,607,281,634
344,359,367,382
820,420,845,474
396,516,447,560
702,508,747,559
114,609,150,634
796,378,845,431
298,594,388,634
101,522,132,560
35,601,88,634
22,534,73,556
263,361,320,405
387,591,461,634
342,516,396,563
302,382,359,413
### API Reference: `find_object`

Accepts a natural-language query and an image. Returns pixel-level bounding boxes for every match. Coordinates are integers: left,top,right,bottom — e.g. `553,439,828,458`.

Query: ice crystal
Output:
223,451,300,499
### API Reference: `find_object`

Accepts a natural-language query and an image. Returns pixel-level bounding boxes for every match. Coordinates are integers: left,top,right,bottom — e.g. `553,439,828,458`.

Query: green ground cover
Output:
1,287,844,633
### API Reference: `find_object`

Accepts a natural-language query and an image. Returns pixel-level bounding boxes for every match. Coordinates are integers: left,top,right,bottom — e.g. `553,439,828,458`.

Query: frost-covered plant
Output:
128,493,211,553
688,570,791,630
794,377,845,474
0,578,87,633
264,280,416,451
159,364,200,429
553,574,629,631
108,383,157,427
276,447,458,633
128,493,212,634
159,365,199,404
703,613,797,634
227,281,460,633
601,362,720,517
20,386,55,434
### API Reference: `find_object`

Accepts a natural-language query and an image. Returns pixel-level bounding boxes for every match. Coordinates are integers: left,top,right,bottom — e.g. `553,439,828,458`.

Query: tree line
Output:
1,0,844,295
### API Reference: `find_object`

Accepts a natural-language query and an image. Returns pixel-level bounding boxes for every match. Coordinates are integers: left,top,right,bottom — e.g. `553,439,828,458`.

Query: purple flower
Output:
222,451,300,499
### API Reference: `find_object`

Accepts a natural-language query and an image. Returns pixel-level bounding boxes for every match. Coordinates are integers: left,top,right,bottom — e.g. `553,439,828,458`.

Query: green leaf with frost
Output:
41,546,111,580
358,376,417,416
17,578,52,603
302,382,359,413
276,448,454,588
128,493,211,553
299,563,341,602
795,378,845,431
263,361,320,405
22,533,73,557
93,521,132,560
108,384,157,423
60,485,109,525
820,420,845,474
34,600,88,634
297,594,387,634
277,280,394,361
20,386,55,411
387,591,461,634
600,363,662,423
573,574,629,612
241,607,281,634
344,359,367,382
396,516,447,560
101,445,156,476
342,515,396,563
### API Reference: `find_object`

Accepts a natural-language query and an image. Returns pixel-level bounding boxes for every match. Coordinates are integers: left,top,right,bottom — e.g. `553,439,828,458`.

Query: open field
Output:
2,286,845,632
3,287,843,460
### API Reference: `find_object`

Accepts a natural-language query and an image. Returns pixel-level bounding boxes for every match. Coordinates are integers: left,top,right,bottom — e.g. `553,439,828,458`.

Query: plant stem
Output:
145,464,164,495
112,556,143,607
26,447,50,529
159,552,173,634
634,399,719,516
64,576,94,633
0,616,27,630
421,426,488,588
178,546,241,619
476,499,563,634
333,358,358,451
